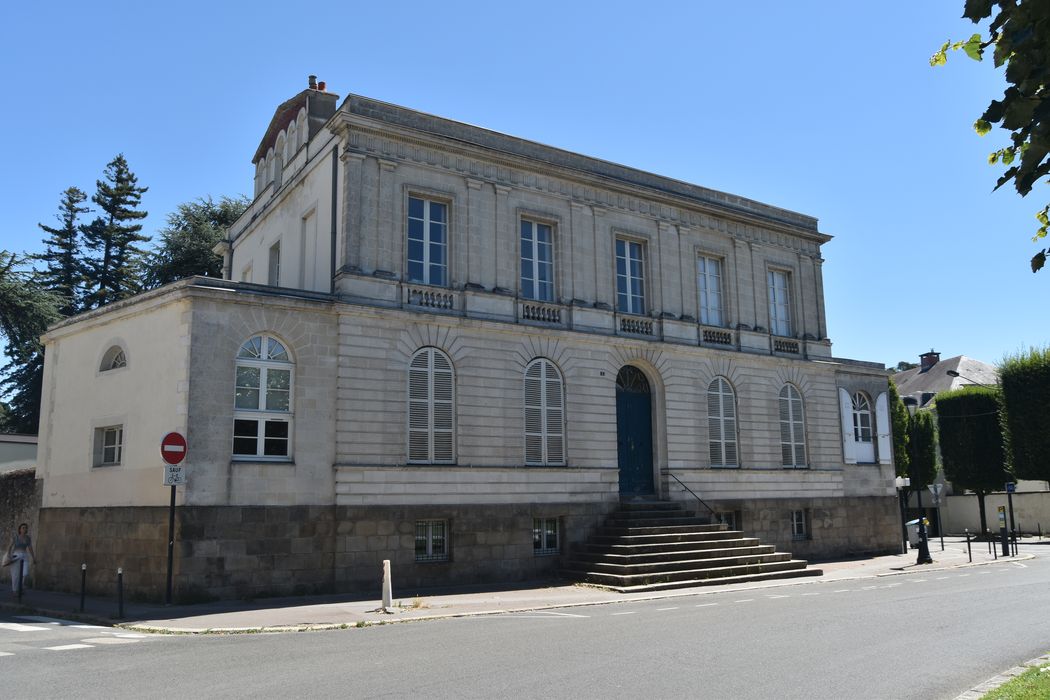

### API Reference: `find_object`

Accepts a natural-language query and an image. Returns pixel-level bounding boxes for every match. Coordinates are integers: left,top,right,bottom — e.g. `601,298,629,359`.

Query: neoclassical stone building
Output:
35,79,898,600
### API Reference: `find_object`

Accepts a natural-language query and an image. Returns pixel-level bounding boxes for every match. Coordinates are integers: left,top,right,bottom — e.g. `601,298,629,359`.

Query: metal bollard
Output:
16,558,23,603
993,537,998,559
965,530,972,563
116,567,124,619
80,564,87,613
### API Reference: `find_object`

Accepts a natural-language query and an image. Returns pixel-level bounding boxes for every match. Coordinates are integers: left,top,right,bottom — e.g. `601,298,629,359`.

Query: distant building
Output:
35,79,898,601
0,434,36,474
891,350,997,409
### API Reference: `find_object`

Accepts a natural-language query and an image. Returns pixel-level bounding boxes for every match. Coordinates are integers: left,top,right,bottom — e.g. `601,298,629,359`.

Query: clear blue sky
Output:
2,1,1046,368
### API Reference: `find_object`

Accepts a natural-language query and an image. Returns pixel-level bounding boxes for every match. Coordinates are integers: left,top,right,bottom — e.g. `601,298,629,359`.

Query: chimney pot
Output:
318,81,326,92
308,75,317,89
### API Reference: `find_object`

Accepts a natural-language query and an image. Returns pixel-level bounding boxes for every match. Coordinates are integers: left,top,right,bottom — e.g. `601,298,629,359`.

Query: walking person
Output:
7,523,36,594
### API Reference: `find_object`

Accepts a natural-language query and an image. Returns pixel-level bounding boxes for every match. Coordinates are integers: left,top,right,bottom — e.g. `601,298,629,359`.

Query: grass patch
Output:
982,664,1050,699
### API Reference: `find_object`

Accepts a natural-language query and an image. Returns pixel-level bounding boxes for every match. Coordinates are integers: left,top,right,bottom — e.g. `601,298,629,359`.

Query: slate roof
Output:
891,355,998,406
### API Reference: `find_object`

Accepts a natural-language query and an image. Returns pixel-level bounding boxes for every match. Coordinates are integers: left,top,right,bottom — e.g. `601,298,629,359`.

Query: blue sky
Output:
1,1,1046,368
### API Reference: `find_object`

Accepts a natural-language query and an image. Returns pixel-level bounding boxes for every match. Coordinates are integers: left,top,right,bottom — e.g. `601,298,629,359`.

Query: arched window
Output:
707,377,738,467
779,384,807,468
524,359,565,466
287,122,297,159
100,345,127,371
851,392,872,443
274,134,285,188
296,109,307,147
267,148,275,184
233,334,293,459
408,348,455,464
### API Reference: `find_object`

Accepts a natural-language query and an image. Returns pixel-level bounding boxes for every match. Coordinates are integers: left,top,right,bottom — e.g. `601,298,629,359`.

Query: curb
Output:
954,652,1050,699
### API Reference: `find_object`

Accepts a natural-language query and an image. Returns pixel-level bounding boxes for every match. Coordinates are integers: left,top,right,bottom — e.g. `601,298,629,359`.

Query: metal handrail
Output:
662,469,716,517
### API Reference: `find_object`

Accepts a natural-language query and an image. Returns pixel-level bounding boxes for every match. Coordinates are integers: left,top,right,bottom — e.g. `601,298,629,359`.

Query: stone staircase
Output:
561,500,821,592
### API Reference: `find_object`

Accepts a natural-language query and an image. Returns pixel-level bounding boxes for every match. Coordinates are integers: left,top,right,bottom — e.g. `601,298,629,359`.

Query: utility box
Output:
905,519,921,547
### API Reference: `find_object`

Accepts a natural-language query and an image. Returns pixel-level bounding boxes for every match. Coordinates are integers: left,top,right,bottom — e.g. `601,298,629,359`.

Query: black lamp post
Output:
905,400,933,565
895,476,910,554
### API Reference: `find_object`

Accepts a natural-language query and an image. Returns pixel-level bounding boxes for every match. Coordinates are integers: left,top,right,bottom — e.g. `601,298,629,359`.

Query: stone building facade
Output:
35,80,898,601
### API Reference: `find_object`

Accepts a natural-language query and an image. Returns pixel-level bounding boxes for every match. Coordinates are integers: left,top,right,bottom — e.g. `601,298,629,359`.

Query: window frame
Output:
415,519,450,562
767,268,793,337
267,241,281,286
93,425,124,467
696,254,725,327
851,392,873,443
99,345,127,372
532,517,560,556
406,194,450,287
519,218,555,302
707,377,739,468
791,509,810,541
615,237,647,315
779,384,808,469
523,358,566,466
232,334,294,461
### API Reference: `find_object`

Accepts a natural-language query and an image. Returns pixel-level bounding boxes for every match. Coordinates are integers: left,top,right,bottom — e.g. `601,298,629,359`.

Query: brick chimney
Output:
919,349,940,373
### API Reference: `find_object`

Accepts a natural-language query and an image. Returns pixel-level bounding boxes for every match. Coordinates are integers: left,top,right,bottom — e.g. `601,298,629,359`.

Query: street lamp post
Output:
895,476,911,554
904,400,933,565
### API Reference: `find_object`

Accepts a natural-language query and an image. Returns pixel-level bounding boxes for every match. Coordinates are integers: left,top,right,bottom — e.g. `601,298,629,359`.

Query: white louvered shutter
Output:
708,378,738,467
408,349,455,463
524,359,565,466
839,388,858,464
431,351,455,463
779,385,806,467
875,392,891,466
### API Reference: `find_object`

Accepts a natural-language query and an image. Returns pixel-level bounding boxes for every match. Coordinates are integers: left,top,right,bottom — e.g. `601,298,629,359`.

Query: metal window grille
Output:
415,520,449,561
533,517,560,555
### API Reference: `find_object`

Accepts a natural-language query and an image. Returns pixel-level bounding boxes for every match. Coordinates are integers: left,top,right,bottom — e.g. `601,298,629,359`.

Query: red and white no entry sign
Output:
160,432,187,465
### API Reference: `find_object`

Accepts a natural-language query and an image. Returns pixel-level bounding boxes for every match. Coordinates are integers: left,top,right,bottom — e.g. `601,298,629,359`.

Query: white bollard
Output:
381,559,392,611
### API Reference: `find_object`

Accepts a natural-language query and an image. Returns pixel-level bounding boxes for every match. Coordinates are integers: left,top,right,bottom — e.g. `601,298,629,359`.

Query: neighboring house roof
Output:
0,433,37,474
891,355,997,406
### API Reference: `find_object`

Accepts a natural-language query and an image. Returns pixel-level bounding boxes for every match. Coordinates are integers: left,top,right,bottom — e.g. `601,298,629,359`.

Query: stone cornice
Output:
330,99,829,253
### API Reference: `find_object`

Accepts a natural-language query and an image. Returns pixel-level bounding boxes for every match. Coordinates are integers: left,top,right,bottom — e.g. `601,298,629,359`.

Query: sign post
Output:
998,505,1009,557
161,432,187,605
1005,482,1017,553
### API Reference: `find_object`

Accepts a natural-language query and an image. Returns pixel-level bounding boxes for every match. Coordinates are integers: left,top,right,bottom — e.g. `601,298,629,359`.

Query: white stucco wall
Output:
38,294,191,508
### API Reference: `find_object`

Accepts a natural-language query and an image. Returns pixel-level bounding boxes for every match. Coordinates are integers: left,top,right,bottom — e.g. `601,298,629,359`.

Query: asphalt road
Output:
6,549,1049,700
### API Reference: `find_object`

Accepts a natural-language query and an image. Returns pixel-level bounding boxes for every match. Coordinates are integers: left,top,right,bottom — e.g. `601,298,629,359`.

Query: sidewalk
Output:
0,536,1035,634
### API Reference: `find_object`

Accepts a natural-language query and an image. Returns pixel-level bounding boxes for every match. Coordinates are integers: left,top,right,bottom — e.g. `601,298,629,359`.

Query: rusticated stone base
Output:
704,495,900,561
36,501,612,602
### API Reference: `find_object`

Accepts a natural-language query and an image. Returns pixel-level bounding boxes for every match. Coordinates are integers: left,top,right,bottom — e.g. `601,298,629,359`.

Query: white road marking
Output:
801,592,820,596
0,623,49,632
695,603,718,607
978,571,992,575
861,586,878,590
45,644,93,651
611,612,636,616
81,637,139,645
958,573,971,578
0,652,13,657
72,625,108,630
935,576,949,580
912,579,927,583
833,590,850,593
734,599,754,603
1012,562,1028,568
532,611,588,618
766,595,789,599
114,633,148,639
655,607,679,611
16,616,68,624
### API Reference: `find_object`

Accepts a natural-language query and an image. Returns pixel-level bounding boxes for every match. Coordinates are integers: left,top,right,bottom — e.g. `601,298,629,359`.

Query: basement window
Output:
791,509,810,541
533,517,560,556
415,520,449,562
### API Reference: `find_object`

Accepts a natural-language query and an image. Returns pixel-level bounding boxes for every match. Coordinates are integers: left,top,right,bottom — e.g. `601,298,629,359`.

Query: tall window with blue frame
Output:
407,196,448,286
615,238,646,315
520,220,554,302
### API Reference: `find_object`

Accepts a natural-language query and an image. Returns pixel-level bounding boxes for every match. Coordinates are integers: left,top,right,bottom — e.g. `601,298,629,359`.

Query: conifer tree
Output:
0,252,59,433
36,186,89,316
146,195,249,287
82,155,149,308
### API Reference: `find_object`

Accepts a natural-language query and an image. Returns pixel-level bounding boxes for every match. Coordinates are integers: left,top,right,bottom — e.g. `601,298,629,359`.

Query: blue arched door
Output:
616,366,655,496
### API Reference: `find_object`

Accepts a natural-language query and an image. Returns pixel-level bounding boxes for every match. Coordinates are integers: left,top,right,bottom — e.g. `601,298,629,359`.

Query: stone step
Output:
574,567,824,593
574,544,776,565
593,526,740,541
580,537,763,555
579,551,790,575
562,558,813,587
605,516,713,528
616,501,689,512
607,509,702,521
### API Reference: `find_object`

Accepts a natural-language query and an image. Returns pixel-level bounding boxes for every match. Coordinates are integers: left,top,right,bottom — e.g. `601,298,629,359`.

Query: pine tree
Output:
82,155,149,309
0,252,59,433
36,186,89,316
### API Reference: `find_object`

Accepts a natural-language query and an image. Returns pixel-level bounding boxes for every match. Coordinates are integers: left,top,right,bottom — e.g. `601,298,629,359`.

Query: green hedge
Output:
1000,347,1050,481
936,386,1008,492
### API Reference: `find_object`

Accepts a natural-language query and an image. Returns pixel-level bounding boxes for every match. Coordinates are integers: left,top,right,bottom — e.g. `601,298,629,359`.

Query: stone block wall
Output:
37,500,612,602
0,470,39,554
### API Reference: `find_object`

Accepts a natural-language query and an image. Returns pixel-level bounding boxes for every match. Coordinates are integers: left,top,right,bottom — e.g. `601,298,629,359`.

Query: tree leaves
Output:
935,1,1050,273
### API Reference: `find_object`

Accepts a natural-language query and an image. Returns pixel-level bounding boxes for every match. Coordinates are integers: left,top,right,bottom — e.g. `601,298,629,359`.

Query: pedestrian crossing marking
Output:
0,624,49,632
45,644,93,651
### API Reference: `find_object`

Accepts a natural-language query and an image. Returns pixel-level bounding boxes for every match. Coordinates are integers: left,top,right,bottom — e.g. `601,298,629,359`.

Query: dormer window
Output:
100,345,127,372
